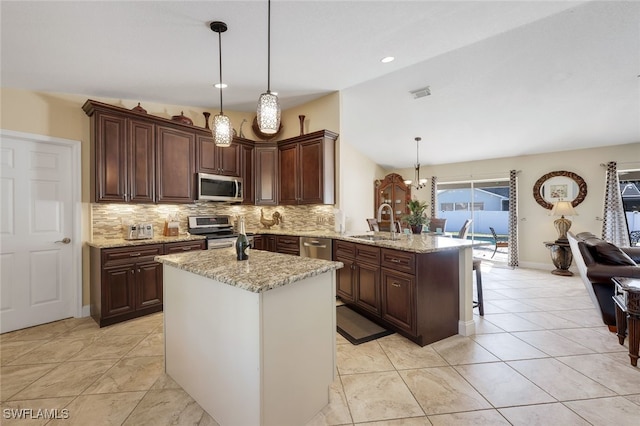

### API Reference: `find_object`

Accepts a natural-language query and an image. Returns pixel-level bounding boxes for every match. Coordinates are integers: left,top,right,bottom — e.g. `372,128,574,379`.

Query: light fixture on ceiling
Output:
214,83,228,89
381,56,395,63
404,137,428,190
256,0,281,134
410,86,431,99
210,21,232,147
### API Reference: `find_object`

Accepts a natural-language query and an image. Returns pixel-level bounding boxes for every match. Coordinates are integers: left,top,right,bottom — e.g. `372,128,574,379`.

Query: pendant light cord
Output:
218,30,223,115
267,0,271,93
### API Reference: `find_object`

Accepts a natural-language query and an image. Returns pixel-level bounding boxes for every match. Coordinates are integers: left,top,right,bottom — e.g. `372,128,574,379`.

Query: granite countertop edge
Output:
87,234,206,248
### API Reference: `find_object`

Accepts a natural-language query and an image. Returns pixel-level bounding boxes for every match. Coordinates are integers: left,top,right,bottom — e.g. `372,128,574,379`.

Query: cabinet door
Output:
240,142,255,204
196,135,217,174
355,262,381,315
336,258,355,302
102,263,136,317
255,145,278,205
156,126,196,203
252,236,264,250
266,236,277,252
278,143,298,204
298,140,323,204
128,119,155,203
276,235,300,255
218,143,241,177
95,112,127,202
164,240,206,254
381,269,415,333
136,260,163,309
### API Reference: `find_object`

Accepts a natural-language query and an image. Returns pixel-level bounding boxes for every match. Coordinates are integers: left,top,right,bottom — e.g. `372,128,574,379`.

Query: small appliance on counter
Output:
123,223,154,240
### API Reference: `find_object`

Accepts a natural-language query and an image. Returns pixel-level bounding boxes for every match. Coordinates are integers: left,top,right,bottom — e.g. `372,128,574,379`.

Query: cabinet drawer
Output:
276,235,300,252
381,248,415,275
333,240,355,259
164,240,206,254
102,244,164,265
355,244,380,265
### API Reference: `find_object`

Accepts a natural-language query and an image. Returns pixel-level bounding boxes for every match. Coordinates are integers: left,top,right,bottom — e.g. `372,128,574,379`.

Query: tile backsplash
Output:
91,203,336,240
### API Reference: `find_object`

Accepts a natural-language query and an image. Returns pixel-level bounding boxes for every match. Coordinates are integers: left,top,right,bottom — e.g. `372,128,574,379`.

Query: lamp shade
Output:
256,91,281,134
550,200,578,217
213,114,232,147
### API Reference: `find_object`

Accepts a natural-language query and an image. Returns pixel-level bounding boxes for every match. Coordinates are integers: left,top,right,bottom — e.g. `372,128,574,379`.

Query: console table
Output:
612,277,640,367
543,240,573,276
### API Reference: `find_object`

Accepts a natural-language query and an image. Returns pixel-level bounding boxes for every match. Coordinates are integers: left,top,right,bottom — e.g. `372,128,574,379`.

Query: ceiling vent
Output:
410,86,431,99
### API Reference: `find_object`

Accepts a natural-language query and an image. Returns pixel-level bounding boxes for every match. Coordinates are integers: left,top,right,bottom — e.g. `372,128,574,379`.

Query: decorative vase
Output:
203,112,211,129
298,115,305,135
410,225,423,234
235,216,249,261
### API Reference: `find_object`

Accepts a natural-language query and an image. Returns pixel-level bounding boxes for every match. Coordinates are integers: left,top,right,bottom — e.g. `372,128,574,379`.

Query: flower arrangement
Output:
403,199,429,231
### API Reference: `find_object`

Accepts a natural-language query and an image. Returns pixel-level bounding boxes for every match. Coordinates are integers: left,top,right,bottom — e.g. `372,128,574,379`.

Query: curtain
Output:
602,161,630,246
430,176,437,218
508,170,519,267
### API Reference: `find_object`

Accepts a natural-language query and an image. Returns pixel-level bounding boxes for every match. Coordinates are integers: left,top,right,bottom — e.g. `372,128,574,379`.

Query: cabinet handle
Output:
129,252,141,257
138,268,141,273
390,258,401,263
182,247,192,251
391,281,401,287
131,270,134,274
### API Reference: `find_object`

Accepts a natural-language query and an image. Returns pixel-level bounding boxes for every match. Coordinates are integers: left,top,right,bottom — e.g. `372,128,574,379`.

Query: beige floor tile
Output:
525,296,594,311
0,396,74,426
513,311,583,330
10,359,116,400
454,362,555,408
8,337,99,365
556,354,640,394
1,340,47,365
336,332,350,345
507,358,616,400
0,318,83,342
68,334,145,361
104,314,163,335
511,330,595,357
499,402,590,425
0,364,59,402
400,367,492,415
124,332,164,357
341,371,423,423
564,396,640,426
624,393,640,406
551,309,605,327
198,411,221,426
378,336,448,370
122,388,205,426
488,299,543,313
56,320,108,339
336,341,394,374
472,332,548,360
482,313,544,332
431,335,499,365
151,373,182,390
47,392,146,426
83,355,164,394
356,417,431,425
473,317,506,334
305,379,352,426
428,409,510,425
477,302,508,315
553,327,628,353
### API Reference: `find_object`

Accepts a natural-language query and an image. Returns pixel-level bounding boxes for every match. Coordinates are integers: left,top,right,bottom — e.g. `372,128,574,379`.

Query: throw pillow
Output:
586,240,637,266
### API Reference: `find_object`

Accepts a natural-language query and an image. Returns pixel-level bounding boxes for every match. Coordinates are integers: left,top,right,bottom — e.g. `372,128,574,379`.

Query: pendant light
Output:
404,137,428,190
210,21,232,147
256,0,281,134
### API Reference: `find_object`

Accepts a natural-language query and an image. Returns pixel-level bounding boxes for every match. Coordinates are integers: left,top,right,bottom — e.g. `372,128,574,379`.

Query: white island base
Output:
163,265,337,426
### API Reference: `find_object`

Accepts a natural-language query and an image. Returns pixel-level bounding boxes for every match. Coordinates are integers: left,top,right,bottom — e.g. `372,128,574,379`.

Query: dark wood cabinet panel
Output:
240,142,255,204
355,261,381,315
255,144,278,205
298,140,324,204
252,235,264,250
336,258,355,302
136,260,163,309
94,112,127,202
128,119,155,203
278,144,298,204
276,235,300,255
196,134,241,177
196,134,217,173
381,269,415,333
218,143,241,177
164,240,206,254
374,173,411,231
156,126,196,203
102,264,136,317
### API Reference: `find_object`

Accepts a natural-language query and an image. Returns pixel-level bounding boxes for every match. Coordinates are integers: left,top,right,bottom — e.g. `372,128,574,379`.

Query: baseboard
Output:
459,319,475,336
81,305,91,318
517,261,578,275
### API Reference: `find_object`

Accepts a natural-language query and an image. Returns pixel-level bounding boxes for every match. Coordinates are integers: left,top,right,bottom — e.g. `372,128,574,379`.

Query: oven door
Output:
207,237,236,250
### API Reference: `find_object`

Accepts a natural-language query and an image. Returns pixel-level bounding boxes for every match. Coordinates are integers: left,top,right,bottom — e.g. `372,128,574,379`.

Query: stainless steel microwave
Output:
197,173,243,202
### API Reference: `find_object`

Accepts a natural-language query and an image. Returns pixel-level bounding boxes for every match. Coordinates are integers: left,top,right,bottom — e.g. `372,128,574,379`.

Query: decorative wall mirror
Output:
533,170,587,210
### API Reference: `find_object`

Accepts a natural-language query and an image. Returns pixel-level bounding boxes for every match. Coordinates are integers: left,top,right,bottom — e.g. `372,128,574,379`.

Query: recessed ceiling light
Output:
214,83,228,89
380,56,395,63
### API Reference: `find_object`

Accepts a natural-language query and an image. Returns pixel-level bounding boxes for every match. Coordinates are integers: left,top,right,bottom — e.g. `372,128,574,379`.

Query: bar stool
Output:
472,259,484,316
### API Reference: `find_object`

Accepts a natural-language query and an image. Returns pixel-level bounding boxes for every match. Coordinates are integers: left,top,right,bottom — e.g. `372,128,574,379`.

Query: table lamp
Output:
550,200,578,242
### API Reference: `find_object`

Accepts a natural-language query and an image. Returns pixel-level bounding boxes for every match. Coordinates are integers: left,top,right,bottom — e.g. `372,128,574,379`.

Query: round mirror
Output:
533,170,587,210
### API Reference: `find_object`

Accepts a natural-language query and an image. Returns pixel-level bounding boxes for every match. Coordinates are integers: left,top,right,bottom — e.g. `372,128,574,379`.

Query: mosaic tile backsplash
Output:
91,203,336,240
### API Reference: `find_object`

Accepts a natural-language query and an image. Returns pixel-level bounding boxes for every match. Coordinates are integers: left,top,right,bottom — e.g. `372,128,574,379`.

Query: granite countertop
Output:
254,228,483,253
87,234,206,248
155,248,343,293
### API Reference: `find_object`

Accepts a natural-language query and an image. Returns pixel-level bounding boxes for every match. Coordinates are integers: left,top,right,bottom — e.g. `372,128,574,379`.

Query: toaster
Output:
123,223,154,240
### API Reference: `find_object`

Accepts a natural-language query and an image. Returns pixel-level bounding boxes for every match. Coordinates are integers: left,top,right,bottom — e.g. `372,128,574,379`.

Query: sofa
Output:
567,231,640,328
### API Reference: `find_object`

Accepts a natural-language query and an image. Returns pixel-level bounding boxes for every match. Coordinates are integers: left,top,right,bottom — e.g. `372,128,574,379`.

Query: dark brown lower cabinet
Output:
253,234,299,255
333,240,459,346
91,240,204,327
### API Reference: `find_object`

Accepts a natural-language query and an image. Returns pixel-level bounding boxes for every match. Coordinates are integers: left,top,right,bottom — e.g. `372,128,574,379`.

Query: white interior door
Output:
1,130,80,333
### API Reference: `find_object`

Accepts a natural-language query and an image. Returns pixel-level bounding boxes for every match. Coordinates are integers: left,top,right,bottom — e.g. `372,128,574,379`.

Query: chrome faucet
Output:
377,203,397,239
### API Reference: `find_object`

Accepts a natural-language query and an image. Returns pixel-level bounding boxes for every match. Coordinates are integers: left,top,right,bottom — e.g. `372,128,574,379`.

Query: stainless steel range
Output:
187,215,254,250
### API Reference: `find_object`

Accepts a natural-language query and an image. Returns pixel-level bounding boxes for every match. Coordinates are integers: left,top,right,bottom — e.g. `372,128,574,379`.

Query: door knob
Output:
55,237,71,244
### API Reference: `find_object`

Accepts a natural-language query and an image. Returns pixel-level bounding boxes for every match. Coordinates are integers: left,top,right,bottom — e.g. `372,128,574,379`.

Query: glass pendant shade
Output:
257,91,281,134
213,113,232,147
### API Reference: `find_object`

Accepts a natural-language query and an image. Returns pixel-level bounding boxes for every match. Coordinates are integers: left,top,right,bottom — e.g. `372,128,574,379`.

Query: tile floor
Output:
2,265,640,425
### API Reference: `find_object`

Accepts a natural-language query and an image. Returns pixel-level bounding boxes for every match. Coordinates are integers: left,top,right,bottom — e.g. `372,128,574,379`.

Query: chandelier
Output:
404,137,428,190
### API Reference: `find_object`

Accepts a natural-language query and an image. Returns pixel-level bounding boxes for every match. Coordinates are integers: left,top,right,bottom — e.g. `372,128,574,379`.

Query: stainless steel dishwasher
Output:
299,237,332,260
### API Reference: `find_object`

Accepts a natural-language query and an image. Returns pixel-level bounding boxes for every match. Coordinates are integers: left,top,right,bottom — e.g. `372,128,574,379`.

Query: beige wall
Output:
390,143,640,268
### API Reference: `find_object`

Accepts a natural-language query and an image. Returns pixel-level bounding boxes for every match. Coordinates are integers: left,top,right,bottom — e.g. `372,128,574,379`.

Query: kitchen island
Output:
155,248,343,426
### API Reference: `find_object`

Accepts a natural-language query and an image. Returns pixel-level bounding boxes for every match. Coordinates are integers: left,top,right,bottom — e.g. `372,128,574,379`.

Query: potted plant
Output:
403,199,429,234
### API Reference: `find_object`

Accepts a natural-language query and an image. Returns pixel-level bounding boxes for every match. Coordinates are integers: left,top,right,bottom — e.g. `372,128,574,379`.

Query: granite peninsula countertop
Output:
155,248,343,293
87,234,206,249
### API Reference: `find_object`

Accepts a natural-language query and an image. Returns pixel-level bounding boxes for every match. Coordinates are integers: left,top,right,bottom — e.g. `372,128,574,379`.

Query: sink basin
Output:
349,234,397,242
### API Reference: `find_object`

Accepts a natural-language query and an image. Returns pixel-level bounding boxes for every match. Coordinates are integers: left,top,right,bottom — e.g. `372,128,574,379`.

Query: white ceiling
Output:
2,1,639,169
